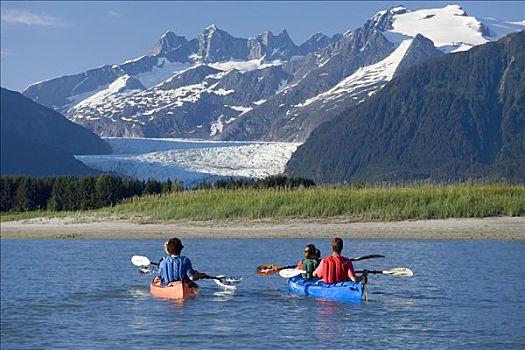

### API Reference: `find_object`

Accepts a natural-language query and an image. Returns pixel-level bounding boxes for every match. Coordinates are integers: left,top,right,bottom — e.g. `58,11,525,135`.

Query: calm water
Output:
1,239,524,349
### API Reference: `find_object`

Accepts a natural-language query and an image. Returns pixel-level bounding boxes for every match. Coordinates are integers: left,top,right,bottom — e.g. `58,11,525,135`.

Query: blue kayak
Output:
287,276,365,302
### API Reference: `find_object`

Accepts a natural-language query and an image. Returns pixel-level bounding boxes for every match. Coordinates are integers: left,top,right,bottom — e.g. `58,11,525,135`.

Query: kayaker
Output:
313,237,367,284
155,238,207,286
296,244,320,279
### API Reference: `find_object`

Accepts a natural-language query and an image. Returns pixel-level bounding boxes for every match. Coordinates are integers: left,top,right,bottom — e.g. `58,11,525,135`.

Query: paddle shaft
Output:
356,270,380,274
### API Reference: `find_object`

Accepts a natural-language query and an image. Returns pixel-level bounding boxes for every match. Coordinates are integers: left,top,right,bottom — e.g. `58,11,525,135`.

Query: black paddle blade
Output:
351,254,385,261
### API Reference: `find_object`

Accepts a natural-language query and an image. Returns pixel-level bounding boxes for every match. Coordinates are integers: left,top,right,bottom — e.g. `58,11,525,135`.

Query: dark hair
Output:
314,248,321,259
304,244,316,257
166,238,184,255
331,237,343,253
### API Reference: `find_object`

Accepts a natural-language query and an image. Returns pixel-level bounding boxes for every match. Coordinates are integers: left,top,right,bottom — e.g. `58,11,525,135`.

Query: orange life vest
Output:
321,255,355,283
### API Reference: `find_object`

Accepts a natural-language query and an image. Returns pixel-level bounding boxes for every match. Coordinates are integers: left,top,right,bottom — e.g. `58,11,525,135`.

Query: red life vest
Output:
321,255,355,283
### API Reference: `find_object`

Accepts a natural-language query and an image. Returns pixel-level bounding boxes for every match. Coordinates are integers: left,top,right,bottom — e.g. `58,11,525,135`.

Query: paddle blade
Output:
131,255,151,267
256,264,283,276
279,268,305,278
351,254,385,261
214,275,242,290
382,268,414,277
138,265,156,274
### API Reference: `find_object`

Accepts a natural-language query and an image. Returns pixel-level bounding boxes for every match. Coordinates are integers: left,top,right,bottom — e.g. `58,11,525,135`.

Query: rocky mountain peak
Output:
393,33,444,77
278,29,291,39
149,31,188,56
198,24,249,62
367,5,407,31
203,24,226,37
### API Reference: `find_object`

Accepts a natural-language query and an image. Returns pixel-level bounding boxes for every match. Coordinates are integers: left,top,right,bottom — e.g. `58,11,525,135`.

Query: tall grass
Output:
99,184,524,222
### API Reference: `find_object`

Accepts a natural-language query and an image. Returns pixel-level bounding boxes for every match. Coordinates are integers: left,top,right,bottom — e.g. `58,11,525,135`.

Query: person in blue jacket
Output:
157,237,206,286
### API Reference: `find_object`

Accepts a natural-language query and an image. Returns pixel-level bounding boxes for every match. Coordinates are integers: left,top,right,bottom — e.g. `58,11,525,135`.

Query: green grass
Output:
2,184,524,223
101,183,524,222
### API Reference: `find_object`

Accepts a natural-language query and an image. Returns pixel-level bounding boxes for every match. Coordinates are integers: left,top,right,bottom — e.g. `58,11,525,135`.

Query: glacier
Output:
75,137,300,186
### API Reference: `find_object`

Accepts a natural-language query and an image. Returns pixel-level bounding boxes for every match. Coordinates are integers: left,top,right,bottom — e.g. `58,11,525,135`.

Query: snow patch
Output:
73,75,141,109
228,105,253,116
208,59,283,73
135,58,191,88
293,39,413,109
209,115,224,136
384,4,515,52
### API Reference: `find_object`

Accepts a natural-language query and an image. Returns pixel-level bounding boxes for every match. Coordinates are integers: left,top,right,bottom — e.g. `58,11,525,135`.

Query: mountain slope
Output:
286,31,525,183
23,25,336,114
21,5,525,142
1,88,111,176
218,5,523,142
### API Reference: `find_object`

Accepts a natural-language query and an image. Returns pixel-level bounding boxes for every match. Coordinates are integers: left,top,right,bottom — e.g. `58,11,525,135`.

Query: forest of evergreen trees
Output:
0,174,315,212
0,175,182,212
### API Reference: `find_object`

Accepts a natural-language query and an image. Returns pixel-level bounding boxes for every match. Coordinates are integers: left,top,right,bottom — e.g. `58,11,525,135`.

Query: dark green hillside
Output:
1,88,111,176
286,31,525,183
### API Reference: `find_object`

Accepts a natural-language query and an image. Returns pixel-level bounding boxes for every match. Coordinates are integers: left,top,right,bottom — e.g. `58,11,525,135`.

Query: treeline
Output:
194,174,315,190
0,174,316,213
0,175,182,212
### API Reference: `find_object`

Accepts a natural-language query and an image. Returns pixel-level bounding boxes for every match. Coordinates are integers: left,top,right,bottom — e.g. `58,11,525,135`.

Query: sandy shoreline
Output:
1,216,523,240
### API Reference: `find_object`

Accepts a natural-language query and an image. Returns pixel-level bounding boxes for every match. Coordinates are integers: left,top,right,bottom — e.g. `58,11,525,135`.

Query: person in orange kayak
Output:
156,238,207,286
296,244,320,279
313,237,367,283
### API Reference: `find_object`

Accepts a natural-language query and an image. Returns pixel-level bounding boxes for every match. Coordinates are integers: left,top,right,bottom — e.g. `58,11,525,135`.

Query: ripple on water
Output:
1,239,524,349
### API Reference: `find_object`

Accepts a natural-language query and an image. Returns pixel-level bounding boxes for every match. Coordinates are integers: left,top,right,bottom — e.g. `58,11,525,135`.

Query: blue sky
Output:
1,1,524,91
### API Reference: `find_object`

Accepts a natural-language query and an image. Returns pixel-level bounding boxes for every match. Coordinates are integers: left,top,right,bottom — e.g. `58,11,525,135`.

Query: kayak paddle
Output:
256,264,297,276
256,254,385,276
279,268,306,278
130,255,242,289
279,267,414,278
356,267,414,277
131,255,159,267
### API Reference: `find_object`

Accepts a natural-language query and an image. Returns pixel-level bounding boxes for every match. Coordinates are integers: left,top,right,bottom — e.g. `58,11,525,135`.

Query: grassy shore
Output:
2,184,523,223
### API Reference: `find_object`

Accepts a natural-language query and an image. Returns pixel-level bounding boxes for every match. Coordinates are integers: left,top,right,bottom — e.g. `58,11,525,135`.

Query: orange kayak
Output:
150,278,199,300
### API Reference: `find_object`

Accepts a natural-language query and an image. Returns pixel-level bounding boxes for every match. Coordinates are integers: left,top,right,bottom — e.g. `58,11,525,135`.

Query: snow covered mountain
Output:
23,4,524,142
219,4,524,141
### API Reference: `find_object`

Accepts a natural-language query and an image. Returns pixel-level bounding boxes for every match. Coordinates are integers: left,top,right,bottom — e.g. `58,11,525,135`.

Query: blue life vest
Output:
158,256,195,286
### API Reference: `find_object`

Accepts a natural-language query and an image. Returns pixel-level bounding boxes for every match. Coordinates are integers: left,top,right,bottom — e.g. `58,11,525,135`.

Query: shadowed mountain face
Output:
1,88,111,176
286,31,525,183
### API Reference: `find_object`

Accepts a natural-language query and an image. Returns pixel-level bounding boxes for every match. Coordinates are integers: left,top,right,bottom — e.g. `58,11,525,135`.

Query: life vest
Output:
300,258,320,279
321,255,355,284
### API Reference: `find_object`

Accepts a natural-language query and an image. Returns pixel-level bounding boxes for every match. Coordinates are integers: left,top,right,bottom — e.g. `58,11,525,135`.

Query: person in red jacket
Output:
313,237,367,284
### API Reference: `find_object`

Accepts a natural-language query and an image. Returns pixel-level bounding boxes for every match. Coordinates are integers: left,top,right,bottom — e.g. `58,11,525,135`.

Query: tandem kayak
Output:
150,278,199,300
287,276,366,302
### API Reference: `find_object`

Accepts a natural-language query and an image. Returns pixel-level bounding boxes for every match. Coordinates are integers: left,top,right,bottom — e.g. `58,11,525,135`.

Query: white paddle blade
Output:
279,268,305,278
131,255,151,267
214,275,238,290
382,268,413,277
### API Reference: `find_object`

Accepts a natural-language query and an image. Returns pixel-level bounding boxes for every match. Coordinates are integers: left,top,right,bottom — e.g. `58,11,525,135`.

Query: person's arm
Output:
185,257,207,281
347,261,367,282
297,261,303,270
189,271,207,281
347,261,359,282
